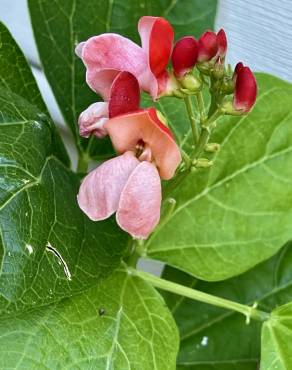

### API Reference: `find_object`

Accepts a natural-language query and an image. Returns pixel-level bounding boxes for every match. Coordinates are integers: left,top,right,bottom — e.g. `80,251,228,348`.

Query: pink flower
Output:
233,62,257,113
197,29,227,62
76,16,174,100
78,71,140,138
77,73,181,239
171,36,199,77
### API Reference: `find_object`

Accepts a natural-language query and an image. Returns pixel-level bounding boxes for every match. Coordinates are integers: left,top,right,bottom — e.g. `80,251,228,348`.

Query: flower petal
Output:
171,36,199,77
78,102,109,138
198,30,218,62
105,108,181,180
234,66,257,113
216,29,227,58
117,161,161,239
109,71,140,118
138,16,174,77
77,152,139,221
77,34,157,99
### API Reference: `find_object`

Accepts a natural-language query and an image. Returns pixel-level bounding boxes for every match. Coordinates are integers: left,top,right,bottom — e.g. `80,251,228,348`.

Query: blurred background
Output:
1,0,292,275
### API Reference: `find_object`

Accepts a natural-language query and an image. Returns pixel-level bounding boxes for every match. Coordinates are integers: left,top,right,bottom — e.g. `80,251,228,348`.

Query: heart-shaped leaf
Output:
162,242,292,369
0,21,69,166
261,302,292,370
0,265,179,369
146,74,292,281
0,86,127,315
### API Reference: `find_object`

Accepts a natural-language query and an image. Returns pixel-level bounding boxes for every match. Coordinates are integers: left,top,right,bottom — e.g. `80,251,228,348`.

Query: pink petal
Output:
109,71,140,118
117,161,161,239
77,152,139,221
78,102,109,138
77,34,157,100
104,108,181,180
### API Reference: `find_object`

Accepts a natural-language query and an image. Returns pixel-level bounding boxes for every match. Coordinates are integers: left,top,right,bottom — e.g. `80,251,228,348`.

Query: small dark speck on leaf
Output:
99,308,106,316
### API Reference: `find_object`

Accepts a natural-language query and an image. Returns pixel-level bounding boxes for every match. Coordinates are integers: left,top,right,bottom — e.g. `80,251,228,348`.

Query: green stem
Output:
183,96,200,145
195,91,207,123
132,269,270,322
77,152,90,173
190,125,210,161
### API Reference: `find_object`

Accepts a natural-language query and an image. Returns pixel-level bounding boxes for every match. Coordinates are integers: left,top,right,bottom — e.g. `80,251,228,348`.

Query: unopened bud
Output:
194,158,214,168
221,77,235,94
205,143,220,153
212,58,224,79
180,73,202,92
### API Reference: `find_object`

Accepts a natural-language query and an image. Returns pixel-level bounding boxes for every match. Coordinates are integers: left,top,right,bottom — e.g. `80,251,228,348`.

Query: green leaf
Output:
28,0,217,155
161,241,292,369
0,21,70,167
145,74,292,281
0,86,127,315
261,303,292,370
0,265,179,369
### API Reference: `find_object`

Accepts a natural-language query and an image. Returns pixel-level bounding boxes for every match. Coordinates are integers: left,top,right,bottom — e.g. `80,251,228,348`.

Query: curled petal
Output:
109,71,140,118
216,29,227,58
78,102,109,138
117,161,161,239
77,152,139,221
198,30,218,62
234,66,257,113
76,34,157,100
171,36,199,77
233,62,244,82
105,108,181,180
138,16,174,77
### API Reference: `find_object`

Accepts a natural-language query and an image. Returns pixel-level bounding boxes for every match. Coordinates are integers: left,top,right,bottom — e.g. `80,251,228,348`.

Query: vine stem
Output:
77,151,90,173
183,96,200,144
131,269,270,322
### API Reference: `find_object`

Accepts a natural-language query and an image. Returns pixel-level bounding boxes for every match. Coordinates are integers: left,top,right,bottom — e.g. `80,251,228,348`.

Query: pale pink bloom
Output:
77,72,181,238
78,102,108,138
76,16,174,99
77,151,161,239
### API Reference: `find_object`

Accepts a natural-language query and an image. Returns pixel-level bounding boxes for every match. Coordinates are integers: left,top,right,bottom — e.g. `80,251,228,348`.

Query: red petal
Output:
198,30,218,62
138,16,174,77
117,161,161,239
234,66,257,113
105,108,181,180
171,36,199,77
216,29,227,58
233,62,244,82
77,152,139,221
109,72,140,118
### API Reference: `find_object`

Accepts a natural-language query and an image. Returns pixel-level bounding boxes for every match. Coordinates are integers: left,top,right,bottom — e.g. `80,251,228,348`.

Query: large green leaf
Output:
0,265,179,369
162,241,292,369
0,86,127,315
261,302,292,370
145,74,292,281
0,21,69,167
28,0,217,155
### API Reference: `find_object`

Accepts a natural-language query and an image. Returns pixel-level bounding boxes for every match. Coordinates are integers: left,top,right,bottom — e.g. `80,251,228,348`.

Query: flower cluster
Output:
76,16,257,239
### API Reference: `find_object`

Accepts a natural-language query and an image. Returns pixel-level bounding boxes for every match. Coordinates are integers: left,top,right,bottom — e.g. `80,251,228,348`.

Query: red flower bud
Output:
216,29,227,58
198,31,218,62
233,65,257,113
233,62,244,81
171,36,199,77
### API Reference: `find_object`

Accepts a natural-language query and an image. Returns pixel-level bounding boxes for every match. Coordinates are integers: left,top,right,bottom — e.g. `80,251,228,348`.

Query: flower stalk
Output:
132,269,271,322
